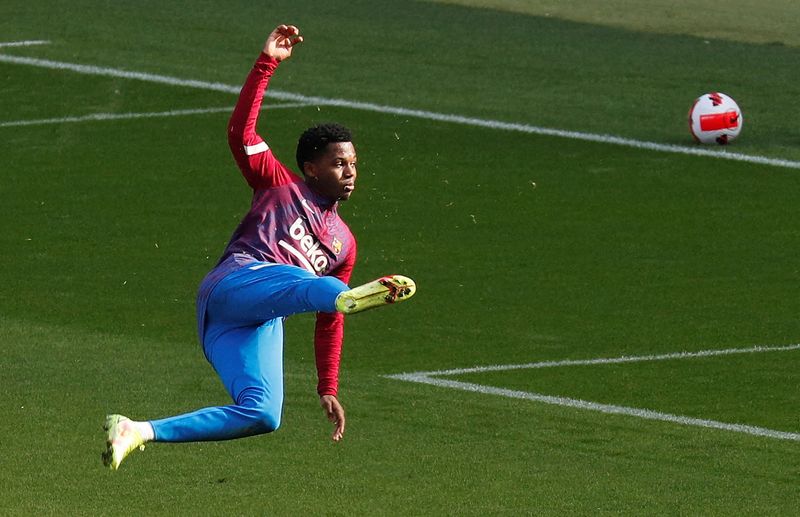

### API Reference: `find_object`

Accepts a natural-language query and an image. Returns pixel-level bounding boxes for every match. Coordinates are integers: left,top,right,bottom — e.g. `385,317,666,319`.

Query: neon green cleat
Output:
102,414,145,470
335,275,416,314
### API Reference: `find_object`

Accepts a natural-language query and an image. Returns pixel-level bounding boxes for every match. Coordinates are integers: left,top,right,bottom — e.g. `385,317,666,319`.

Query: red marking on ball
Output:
699,111,740,131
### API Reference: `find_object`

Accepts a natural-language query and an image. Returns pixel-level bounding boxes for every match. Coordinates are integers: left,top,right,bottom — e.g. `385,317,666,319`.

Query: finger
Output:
277,24,300,39
279,38,302,50
332,422,344,441
335,407,345,435
325,403,338,423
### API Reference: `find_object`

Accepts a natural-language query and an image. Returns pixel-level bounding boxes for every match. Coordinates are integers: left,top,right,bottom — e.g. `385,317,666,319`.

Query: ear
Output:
303,160,317,178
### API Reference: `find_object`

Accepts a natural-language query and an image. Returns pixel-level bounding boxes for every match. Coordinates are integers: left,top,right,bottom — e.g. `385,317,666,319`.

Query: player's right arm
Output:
314,239,356,442
227,25,303,189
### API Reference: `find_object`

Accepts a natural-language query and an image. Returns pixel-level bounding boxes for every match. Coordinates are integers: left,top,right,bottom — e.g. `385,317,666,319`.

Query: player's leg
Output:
102,263,417,469
150,319,284,441
209,262,417,323
207,263,347,325
103,320,284,469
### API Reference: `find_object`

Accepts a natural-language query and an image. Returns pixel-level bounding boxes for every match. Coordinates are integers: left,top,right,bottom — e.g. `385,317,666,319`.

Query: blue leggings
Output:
150,263,348,442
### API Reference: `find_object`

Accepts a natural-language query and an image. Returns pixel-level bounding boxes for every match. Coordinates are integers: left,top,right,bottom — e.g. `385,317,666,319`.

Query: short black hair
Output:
296,123,353,174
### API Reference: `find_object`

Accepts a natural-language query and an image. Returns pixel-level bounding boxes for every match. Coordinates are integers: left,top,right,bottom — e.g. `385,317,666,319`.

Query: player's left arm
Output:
314,240,356,442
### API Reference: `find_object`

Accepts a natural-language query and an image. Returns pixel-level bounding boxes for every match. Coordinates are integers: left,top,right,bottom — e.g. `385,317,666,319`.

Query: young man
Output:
102,24,415,470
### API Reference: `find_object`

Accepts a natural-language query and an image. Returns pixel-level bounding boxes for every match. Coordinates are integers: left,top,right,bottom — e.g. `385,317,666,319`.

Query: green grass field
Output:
2,1,800,514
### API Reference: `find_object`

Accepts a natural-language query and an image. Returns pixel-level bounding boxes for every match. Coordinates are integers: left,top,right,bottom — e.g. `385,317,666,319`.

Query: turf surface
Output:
427,0,800,47
2,1,799,514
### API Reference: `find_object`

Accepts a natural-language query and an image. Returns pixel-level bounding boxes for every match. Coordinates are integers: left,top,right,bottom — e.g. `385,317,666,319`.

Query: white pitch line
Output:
390,343,800,377
393,374,800,442
385,342,800,442
0,102,313,128
0,54,242,94
1,53,799,170
0,40,50,48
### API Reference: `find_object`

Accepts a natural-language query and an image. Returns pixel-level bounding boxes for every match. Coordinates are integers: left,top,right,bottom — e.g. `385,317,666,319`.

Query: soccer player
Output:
102,24,416,470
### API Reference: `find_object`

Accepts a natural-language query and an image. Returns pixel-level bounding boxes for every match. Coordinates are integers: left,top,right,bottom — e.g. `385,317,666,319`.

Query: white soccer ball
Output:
688,92,743,145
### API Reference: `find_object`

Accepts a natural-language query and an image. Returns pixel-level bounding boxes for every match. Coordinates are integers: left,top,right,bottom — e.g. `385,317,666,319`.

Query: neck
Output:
305,179,338,206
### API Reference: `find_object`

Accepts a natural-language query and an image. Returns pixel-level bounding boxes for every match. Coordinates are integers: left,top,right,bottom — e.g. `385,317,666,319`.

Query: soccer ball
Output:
688,92,743,145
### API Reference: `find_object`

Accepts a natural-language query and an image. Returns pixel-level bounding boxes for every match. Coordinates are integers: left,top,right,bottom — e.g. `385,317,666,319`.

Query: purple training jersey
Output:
196,52,357,397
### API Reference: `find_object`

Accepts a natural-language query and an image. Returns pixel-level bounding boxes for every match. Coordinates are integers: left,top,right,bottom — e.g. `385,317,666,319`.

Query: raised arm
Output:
228,25,303,189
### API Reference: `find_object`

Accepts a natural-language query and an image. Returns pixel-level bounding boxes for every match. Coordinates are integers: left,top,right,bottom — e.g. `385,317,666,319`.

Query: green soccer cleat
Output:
335,275,416,314
102,414,145,470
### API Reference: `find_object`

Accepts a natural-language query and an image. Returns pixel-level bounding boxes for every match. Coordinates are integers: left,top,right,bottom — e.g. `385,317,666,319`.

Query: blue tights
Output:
149,263,348,442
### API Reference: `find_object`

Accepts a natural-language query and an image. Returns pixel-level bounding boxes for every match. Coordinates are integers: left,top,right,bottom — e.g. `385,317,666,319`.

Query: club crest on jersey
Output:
279,217,329,274
332,236,343,255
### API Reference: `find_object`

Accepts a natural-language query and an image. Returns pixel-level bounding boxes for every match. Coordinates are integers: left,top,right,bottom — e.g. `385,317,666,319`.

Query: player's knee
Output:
310,276,349,311
238,388,282,433
252,405,282,433
317,275,348,293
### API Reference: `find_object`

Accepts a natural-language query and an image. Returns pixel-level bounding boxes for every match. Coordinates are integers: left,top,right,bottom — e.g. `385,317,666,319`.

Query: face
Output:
305,141,358,201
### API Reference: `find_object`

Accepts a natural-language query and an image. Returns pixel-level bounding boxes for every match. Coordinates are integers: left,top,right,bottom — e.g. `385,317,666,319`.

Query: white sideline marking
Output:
1,53,799,170
0,54,243,94
0,103,312,128
0,40,50,48
392,376,800,442
404,343,800,376
386,343,800,442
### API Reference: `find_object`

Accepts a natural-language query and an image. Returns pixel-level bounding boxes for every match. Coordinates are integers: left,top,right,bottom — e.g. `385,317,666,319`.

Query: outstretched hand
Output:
320,395,346,442
263,24,303,62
